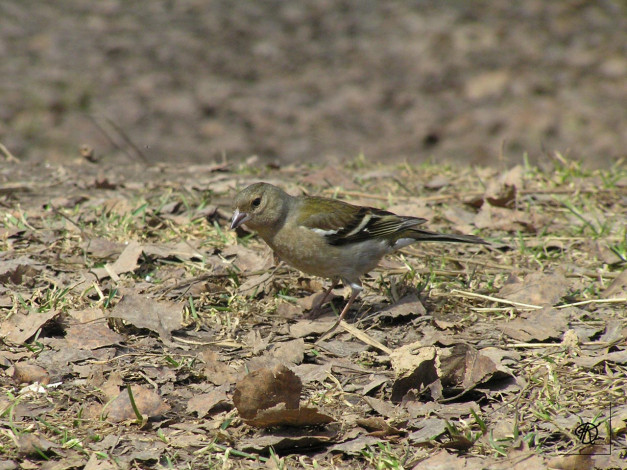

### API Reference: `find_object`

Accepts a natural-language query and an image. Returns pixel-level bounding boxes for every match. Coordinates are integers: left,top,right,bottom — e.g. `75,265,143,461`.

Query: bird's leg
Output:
307,279,339,318
317,284,362,340
336,288,360,324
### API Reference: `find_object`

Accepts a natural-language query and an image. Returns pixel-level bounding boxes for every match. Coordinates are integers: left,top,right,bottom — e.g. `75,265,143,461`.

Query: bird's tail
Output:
409,229,488,245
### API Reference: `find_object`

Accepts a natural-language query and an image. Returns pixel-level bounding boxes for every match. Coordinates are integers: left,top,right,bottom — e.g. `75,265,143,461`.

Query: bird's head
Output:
231,182,289,233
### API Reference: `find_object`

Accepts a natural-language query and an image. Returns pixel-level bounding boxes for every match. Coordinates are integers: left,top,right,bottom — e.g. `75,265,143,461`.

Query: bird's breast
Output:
267,227,392,281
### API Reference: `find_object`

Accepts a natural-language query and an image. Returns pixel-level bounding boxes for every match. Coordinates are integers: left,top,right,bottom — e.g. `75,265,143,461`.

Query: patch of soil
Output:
1,1,625,166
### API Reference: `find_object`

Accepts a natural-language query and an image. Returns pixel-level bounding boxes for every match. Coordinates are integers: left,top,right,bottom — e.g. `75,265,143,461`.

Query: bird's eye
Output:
251,197,262,208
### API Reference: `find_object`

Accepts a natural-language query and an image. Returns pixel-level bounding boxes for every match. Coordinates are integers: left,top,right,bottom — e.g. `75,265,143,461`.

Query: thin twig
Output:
555,298,627,309
0,142,19,162
104,116,150,163
451,289,543,310
317,320,393,355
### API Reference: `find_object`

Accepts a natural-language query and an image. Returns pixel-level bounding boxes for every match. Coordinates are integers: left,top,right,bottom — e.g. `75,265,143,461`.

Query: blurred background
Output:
1,0,625,168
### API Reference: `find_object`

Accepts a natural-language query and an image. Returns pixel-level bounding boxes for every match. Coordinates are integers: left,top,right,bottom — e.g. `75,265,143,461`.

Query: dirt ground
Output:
0,155,626,468
1,0,626,167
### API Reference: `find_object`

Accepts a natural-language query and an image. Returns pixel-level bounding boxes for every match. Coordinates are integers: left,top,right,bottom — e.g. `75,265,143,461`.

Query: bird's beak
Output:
230,208,250,230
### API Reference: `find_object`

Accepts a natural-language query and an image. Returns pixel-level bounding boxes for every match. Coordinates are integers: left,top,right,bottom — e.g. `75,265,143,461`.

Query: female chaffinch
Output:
231,182,487,324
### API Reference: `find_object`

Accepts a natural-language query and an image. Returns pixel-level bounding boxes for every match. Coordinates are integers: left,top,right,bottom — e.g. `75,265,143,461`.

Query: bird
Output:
231,182,487,326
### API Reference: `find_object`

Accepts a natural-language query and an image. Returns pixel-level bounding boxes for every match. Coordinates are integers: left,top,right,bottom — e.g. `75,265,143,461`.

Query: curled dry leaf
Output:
233,364,301,419
245,404,335,428
389,343,439,403
439,344,516,392
573,349,627,369
239,425,339,453
362,396,398,419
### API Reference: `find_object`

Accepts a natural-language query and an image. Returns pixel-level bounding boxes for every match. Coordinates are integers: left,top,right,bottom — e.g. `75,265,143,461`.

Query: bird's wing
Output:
297,197,426,246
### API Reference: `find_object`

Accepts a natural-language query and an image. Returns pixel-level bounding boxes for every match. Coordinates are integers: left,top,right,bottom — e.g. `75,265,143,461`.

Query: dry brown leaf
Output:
243,329,269,354
233,364,301,419
17,434,57,457
362,396,398,419
68,308,106,323
245,404,335,428
474,204,545,232
389,343,439,403
11,363,50,385
433,318,460,330
602,269,627,299
142,366,177,384
573,348,627,369
100,371,124,401
378,294,426,320
237,271,274,297
84,452,119,469
238,426,338,453
439,344,516,392
106,385,170,423
329,435,381,455
65,322,123,350
186,384,230,418
275,301,301,319
293,362,333,384
360,374,390,396
268,338,306,365
0,256,43,286
411,449,484,469
81,237,124,259
289,319,337,338
499,307,569,342
108,293,182,343
485,182,517,208
143,242,203,261
356,417,404,437
0,310,60,345
296,278,326,295
201,350,240,386
91,240,143,280
296,292,327,312
499,270,570,306
222,244,273,272
407,417,447,444
598,319,624,345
